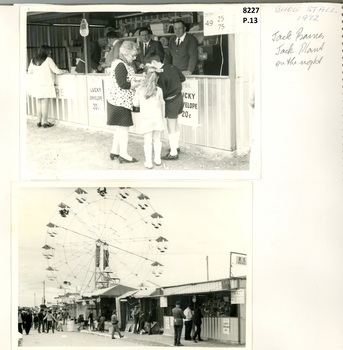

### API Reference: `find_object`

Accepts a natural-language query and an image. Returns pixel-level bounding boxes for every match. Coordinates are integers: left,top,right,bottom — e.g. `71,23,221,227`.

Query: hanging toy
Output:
80,19,89,37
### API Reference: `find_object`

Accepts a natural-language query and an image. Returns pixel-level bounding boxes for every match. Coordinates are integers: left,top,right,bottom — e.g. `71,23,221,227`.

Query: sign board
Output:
231,289,245,304
230,252,247,278
165,317,170,330
160,296,168,308
222,318,230,334
87,76,105,115
179,79,199,127
55,75,76,99
204,6,260,35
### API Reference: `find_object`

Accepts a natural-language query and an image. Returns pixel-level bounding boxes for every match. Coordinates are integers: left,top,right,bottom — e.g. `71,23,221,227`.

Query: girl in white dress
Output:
27,44,67,128
133,67,165,169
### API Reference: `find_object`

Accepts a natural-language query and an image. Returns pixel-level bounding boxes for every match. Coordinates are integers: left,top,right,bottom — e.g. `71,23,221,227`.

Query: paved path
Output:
21,322,241,347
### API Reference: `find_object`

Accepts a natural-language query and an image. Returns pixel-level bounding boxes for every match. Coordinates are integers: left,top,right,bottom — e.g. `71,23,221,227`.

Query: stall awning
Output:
162,279,231,296
82,284,136,298
118,290,139,300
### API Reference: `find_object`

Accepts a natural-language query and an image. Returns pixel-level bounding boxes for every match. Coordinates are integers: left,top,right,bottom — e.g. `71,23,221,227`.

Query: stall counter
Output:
26,72,252,153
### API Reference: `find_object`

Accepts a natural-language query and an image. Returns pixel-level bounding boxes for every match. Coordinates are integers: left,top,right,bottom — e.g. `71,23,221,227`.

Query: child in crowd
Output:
133,65,165,169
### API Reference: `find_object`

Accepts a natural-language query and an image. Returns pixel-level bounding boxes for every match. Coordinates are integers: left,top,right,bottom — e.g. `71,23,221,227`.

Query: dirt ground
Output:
25,119,250,177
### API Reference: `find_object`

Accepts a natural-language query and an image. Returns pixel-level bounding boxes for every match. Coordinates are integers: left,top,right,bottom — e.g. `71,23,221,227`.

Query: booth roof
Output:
162,278,232,296
82,284,136,298
119,288,158,300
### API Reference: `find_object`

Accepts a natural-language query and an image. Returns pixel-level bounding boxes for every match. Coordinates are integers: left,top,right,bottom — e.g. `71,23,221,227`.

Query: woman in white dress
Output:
27,44,67,128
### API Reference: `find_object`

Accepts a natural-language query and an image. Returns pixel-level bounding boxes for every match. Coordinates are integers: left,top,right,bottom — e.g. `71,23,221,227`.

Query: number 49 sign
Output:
203,10,229,36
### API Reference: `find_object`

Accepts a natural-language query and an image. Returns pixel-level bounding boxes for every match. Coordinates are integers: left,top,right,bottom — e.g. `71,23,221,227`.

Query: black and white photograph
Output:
22,4,259,179
13,183,252,348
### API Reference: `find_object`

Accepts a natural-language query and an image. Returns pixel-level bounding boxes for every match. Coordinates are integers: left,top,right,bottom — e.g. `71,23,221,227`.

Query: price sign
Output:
204,6,260,35
179,79,199,127
87,76,105,116
203,10,229,36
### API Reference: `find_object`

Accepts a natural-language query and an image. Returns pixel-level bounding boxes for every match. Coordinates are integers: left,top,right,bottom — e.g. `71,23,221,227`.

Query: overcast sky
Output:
14,183,251,307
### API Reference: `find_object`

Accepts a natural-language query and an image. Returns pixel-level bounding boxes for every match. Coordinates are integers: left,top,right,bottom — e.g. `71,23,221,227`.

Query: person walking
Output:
106,40,141,164
23,310,33,335
192,304,204,342
56,312,63,332
111,310,124,339
98,315,106,333
149,59,185,160
132,305,140,333
133,65,165,169
146,310,153,335
44,310,57,333
164,20,198,77
27,44,68,128
183,304,193,341
62,309,69,325
33,312,39,330
88,310,94,331
172,301,185,346
37,309,45,333
18,309,23,334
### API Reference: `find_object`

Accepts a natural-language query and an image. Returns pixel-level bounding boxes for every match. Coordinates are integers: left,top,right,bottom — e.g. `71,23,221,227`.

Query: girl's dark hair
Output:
32,44,51,66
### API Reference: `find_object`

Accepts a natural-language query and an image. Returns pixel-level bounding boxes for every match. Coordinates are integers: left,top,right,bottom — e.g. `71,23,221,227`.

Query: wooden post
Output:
229,34,237,152
82,13,90,74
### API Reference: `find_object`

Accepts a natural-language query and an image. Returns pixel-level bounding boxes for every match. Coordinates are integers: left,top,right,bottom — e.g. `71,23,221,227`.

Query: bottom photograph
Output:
13,183,251,348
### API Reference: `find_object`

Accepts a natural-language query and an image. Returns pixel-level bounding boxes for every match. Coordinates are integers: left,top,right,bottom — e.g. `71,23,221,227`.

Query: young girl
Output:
133,66,165,169
27,44,67,128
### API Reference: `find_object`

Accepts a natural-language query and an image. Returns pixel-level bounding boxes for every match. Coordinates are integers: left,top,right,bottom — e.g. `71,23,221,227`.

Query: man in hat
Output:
111,310,123,339
172,301,185,346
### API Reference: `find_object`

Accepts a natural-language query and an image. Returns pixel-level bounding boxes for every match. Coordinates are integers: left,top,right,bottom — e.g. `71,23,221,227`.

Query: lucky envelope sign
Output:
179,79,199,127
87,76,105,115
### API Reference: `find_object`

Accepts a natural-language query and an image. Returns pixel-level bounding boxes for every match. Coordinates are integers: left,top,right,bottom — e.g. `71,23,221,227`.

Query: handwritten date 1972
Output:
272,27,324,42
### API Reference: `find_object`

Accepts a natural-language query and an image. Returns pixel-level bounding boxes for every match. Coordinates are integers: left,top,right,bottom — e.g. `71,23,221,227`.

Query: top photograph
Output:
22,4,260,180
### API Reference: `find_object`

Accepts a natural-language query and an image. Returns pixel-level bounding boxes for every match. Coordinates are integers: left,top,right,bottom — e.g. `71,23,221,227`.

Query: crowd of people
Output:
18,308,70,335
18,303,206,346
27,20,198,169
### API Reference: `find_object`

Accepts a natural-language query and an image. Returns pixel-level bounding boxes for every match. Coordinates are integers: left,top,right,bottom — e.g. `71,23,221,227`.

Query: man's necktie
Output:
176,38,180,47
144,43,147,55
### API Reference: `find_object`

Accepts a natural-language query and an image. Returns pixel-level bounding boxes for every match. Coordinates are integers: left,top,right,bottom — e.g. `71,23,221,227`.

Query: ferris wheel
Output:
42,187,168,295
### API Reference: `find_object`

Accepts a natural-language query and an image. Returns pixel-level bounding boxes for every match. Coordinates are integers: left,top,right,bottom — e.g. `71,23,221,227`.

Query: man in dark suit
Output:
164,20,198,77
135,27,165,72
172,301,186,346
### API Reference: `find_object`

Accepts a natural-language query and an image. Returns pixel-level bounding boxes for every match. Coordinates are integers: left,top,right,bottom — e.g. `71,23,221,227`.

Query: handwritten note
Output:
272,27,325,70
271,4,338,71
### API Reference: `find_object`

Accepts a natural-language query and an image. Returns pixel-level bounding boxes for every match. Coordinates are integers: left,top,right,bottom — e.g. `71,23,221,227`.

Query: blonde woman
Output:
107,40,140,163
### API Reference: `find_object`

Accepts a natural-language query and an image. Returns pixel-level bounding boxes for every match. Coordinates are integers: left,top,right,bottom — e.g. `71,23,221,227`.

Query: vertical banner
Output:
179,79,199,127
87,76,105,116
